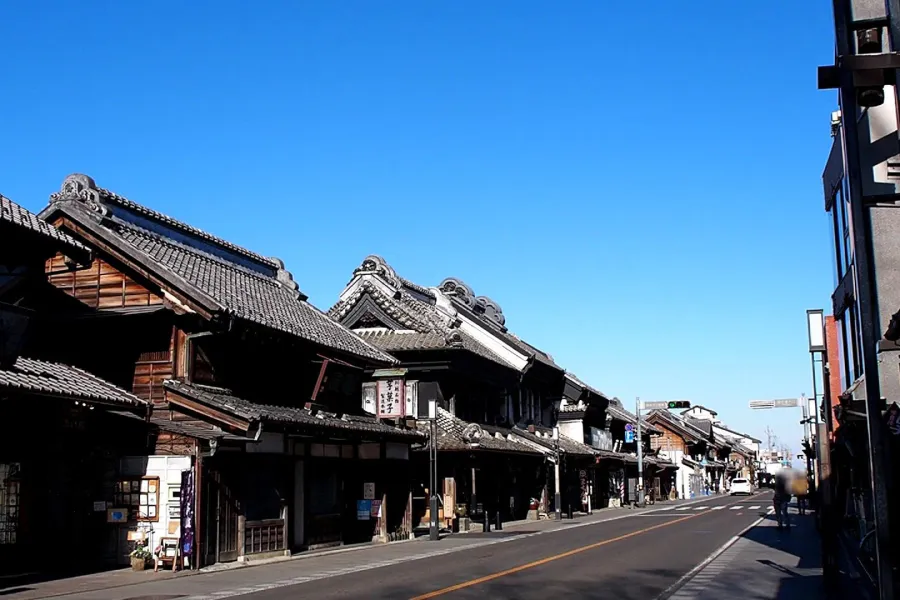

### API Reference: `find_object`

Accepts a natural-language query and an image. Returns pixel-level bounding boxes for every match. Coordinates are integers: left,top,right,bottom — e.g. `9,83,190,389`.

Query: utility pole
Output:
635,397,644,508
818,2,898,596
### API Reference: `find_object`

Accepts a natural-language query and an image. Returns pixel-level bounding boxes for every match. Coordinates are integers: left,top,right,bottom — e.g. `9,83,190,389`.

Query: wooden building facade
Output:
22,174,420,568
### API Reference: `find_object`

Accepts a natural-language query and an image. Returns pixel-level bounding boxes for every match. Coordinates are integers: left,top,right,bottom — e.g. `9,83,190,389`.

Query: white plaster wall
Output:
559,420,584,444
138,455,192,558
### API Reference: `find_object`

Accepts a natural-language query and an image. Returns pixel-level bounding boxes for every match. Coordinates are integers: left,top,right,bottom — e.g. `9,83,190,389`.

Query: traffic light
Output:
667,401,690,409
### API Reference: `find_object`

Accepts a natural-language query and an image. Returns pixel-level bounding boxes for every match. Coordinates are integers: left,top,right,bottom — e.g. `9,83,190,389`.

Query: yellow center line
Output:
409,496,760,600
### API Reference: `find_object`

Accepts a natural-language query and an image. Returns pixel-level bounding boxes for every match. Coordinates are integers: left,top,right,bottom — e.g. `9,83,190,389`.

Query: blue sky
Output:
0,1,837,456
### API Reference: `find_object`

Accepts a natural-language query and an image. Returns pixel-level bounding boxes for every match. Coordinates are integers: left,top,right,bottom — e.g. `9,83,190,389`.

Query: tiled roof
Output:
150,417,247,442
605,401,662,435
0,356,145,406
420,408,543,454
646,410,706,442
511,426,596,457
685,417,713,436
437,277,562,372
1,194,90,261
164,381,422,441
329,260,519,370
43,175,393,364
564,373,608,401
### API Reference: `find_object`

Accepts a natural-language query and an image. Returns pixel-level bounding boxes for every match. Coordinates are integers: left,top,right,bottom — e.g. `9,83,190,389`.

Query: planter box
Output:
131,557,147,572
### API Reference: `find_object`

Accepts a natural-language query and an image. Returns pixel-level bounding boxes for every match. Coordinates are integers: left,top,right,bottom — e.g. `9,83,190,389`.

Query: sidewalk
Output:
661,506,826,600
0,495,711,600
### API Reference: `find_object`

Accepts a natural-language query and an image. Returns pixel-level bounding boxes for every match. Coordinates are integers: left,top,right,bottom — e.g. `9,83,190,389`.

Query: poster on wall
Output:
357,500,372,520
376,379,405,418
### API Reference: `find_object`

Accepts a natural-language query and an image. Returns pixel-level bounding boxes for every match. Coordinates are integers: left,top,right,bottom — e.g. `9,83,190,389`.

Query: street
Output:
24,491,774,600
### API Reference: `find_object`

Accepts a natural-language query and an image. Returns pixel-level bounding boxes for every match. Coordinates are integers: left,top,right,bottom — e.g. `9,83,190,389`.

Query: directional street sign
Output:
749,398,800,410
624,431,635,443
642,401,670,410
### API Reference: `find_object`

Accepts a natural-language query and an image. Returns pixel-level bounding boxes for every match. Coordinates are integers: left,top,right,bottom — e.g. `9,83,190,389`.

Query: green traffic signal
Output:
667,401,691,409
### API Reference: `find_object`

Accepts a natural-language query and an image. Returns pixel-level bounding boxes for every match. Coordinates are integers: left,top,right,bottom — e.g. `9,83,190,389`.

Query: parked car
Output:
730,478,753,495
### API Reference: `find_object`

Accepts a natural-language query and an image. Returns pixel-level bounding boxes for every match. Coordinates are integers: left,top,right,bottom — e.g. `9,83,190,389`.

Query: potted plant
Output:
130,544,152,571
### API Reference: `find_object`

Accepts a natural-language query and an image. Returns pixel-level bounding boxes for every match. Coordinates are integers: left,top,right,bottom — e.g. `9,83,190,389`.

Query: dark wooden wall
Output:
45,253,163,309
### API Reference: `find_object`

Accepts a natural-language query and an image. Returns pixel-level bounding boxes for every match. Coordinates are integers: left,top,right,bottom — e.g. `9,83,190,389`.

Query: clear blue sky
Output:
0,1,837,456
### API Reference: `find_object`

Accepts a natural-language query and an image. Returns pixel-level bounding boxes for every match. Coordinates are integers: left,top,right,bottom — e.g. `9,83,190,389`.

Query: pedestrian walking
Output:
792,474,809,516
773,470,792,529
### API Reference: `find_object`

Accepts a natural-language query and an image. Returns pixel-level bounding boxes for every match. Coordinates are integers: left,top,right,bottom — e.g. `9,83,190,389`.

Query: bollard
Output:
483,511,491,533
495,511,502,530
567,503,573,519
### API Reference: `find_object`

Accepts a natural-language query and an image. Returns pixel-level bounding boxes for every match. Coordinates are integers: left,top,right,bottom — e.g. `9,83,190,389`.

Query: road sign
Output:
624,423,634,432
641,401,691,410
624,430,635,443
749,398,799,410
642,401,669,410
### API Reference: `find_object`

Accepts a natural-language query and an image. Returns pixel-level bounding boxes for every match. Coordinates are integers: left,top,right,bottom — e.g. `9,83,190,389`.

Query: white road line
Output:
693,507,708,511
711,506,725,510
655,509,771,600
729,505,742,510
676,506,693,511
749,505,761,510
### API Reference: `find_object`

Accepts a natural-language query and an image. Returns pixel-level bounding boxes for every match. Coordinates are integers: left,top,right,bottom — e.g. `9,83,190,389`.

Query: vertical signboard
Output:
376,379,405,418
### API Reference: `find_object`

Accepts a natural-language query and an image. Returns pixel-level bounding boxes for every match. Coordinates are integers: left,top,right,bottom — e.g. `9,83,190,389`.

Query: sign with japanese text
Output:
376,379,405,418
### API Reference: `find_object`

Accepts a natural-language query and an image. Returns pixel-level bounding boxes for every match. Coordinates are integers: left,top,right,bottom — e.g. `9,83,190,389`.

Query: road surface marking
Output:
410,496,754,600
676,506,693,511
749,505,760,510
693,507,707,510
711,506,725,510
656,498,775,600
729,506,742,510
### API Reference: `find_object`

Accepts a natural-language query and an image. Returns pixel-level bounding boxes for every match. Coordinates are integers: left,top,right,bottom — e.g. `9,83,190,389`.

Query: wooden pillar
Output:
282,504,290,556
237,515,246,562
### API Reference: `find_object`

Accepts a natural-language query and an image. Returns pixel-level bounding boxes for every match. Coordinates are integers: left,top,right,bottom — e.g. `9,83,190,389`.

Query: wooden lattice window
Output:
114,476,160,521
0,464,20,545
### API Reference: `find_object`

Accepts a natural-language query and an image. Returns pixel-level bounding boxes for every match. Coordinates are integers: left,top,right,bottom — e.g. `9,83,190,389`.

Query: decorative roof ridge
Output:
49,173,279,269
113,219,308,301
330,276,447,334
438,277,506,329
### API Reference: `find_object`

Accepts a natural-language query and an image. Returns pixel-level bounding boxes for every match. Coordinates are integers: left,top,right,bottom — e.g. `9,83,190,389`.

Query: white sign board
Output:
363,482,376,500
376,379,404,418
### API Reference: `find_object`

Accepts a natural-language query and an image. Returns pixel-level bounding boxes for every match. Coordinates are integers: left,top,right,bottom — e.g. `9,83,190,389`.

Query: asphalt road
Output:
243,491,774,600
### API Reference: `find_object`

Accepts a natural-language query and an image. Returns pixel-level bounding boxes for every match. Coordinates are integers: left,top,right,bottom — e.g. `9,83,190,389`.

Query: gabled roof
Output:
605,399,662,435
329,256,519,370
0,356,145,407
564,372,609,402
437,277,562,372
713,423,762,444
681,405,718,416
40,174,393,365
1,194,90,263
164,380,421,441
646,409,706,443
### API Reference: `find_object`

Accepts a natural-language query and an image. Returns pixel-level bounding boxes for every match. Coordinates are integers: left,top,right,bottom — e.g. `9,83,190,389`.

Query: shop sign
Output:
376,379,405,418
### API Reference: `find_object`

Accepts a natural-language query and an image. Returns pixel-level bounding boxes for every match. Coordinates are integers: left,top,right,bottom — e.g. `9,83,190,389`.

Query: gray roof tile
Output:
1,194,90,261
329,259,519,370
43,175,393,364
420,408,543,454
0,356,145,406
510,426,596,457
605,401,662,434
164,380,422,441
